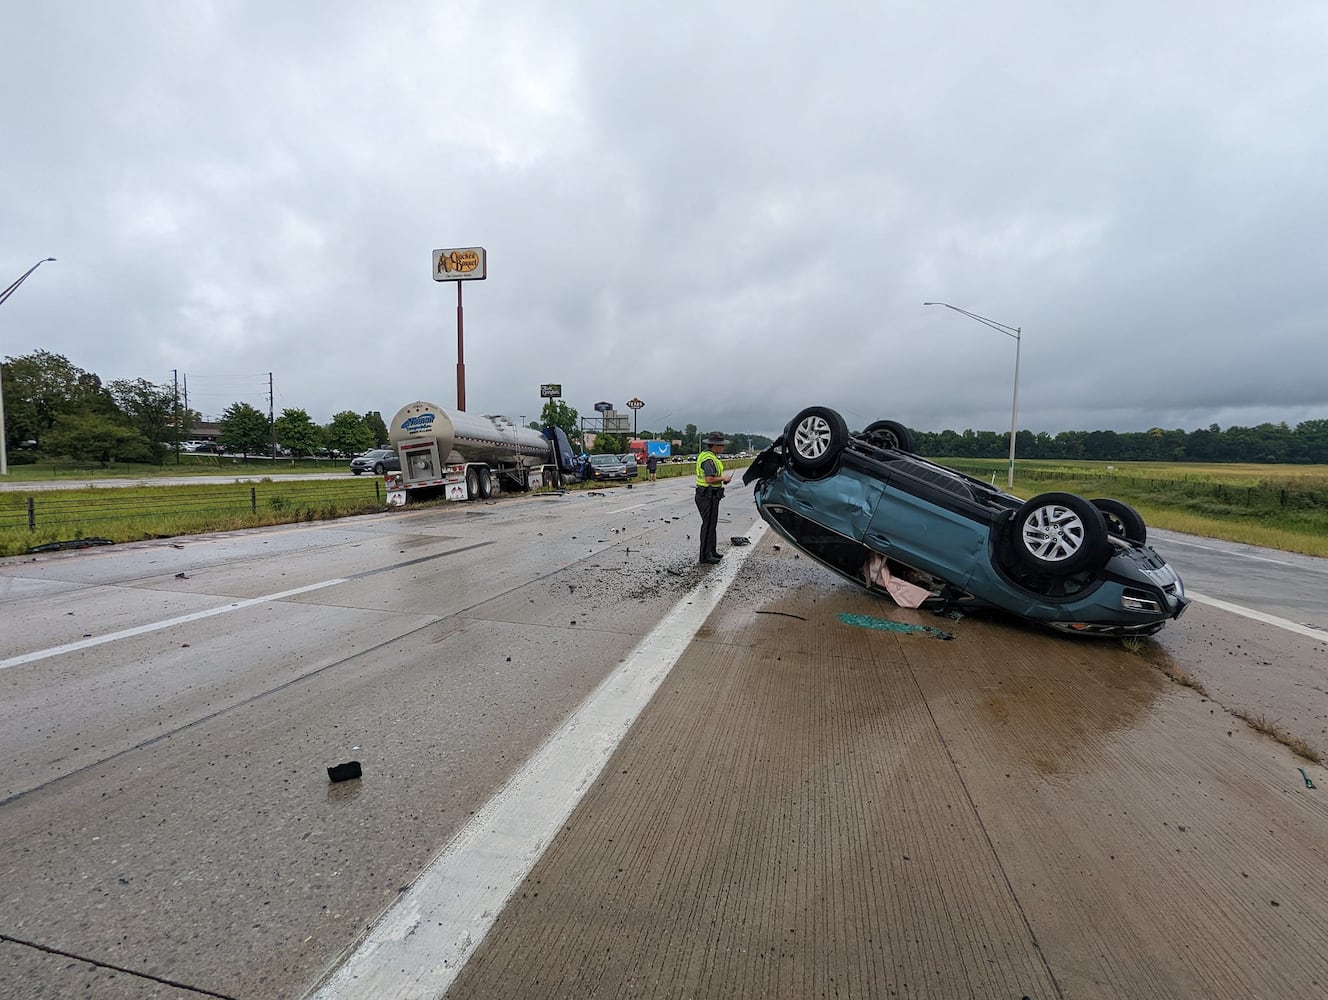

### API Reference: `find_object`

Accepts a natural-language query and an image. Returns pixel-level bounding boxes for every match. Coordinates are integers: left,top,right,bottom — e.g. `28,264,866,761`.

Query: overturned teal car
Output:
744,406,1189,637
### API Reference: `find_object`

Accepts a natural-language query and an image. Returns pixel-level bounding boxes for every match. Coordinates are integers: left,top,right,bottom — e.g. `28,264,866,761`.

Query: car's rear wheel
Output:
862,419,915,453
1091,498,1146,544
1012,492,1110,576
786,406,848,475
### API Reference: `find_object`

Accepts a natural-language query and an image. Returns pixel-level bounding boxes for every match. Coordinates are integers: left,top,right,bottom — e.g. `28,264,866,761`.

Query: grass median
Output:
0,477,388,557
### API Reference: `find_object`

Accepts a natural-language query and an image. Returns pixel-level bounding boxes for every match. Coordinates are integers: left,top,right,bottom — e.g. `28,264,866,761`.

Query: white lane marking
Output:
605,500,657,514
1187,592,1327,643
311,519,768,1000
1153,533,1305,568
0,579,346,671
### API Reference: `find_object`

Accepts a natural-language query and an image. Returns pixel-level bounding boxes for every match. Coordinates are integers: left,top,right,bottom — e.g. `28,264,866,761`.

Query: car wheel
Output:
786,406,848,475
465,468,480,500
862,419,915,453
478,468,492,499
372,462,385,475
1091,498,1146,544
1012,492,1110,576
352,469,362,476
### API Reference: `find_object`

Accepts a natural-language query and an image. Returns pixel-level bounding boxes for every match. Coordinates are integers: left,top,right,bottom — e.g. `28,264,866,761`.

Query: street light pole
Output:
924,301,1022,489
0,257,58,476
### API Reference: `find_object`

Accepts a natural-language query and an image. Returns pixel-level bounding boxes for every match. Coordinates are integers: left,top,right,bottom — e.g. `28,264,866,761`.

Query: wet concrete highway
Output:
1,481,1325,998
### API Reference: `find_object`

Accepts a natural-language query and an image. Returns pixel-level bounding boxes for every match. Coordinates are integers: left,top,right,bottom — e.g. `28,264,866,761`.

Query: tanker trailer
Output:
387,401,582,503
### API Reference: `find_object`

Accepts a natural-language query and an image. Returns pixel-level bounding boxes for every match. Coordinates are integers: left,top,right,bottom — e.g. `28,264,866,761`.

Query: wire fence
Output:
0,479,387,553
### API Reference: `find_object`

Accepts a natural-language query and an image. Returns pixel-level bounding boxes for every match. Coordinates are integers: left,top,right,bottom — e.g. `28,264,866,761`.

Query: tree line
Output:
1,350,388,464
6,350,1325,466
908,422,1328,464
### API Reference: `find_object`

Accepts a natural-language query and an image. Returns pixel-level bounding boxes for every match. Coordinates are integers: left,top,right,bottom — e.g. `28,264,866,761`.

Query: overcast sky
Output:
4,1,1326,438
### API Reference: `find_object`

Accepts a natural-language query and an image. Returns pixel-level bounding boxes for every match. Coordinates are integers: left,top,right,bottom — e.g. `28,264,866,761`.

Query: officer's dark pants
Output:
695,486,722,560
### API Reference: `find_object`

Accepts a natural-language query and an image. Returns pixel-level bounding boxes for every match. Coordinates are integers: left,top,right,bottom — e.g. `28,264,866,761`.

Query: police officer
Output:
695,432,733,564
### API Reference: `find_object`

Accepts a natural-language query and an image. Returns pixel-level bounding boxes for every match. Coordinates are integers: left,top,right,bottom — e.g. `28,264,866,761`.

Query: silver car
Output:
349,448,401,476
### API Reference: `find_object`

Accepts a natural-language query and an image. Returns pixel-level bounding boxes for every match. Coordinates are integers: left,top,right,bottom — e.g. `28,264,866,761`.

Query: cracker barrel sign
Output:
432,247,487,281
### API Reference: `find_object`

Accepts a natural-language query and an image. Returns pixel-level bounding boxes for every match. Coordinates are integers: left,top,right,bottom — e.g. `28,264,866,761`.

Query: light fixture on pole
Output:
923,301,1022,489
0,257,58,476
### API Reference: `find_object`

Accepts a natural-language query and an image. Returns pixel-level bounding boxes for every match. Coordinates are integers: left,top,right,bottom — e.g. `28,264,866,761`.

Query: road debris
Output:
838,611,954,640
27,538,114,553
327,761,363,783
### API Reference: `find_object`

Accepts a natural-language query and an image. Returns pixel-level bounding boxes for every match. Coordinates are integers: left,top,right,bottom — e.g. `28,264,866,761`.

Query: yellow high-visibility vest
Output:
695,450,724,488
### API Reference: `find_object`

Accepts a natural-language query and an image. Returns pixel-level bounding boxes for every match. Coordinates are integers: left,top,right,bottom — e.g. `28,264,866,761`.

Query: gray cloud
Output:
4,1,1326,439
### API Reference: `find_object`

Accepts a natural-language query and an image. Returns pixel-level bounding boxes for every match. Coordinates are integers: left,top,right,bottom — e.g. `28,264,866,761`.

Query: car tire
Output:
352,469,363,476
465,468,480,500
786,406,848,475
372,462,385,475
862,419,915,453
1012,492,1110,576
1091,498,1146,544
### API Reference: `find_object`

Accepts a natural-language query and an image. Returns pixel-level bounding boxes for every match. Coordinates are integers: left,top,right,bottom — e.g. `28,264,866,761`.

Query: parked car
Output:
583,454,629,481
617,453,640,478
350,448,401,476
743,405,1189,637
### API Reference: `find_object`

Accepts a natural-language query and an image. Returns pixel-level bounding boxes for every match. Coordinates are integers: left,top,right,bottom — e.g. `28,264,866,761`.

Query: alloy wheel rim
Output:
793,416,832,460
1021,504,1086,561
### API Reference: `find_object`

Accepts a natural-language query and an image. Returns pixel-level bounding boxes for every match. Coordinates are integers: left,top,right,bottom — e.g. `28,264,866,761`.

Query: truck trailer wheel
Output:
465,468,480,500
478,468,492,499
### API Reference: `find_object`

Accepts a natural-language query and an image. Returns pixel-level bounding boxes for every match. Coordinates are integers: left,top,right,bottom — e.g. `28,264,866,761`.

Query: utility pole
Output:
0,257,57,475
268,372,276,459
173,369,181,464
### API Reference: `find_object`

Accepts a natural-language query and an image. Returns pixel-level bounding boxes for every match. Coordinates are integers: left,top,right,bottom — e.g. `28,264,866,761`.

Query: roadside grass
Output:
0,478,386,557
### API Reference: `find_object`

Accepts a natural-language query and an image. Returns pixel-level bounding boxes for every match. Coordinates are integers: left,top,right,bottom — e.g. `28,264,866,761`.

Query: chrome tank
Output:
388,401,553,467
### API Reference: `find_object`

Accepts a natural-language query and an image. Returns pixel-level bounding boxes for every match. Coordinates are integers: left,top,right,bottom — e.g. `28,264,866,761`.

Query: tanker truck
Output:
386,401,584,504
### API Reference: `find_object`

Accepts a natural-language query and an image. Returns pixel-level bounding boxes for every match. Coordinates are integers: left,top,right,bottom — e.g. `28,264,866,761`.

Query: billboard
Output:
432,247,487,281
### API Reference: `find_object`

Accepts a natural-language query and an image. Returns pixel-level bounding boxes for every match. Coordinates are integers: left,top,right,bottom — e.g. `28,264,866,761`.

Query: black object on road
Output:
327,761,362,782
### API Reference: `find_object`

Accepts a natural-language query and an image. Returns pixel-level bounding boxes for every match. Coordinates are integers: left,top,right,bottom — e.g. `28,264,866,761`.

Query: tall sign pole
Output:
456,282,464,412
432,247,487,412
626,397,644,438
